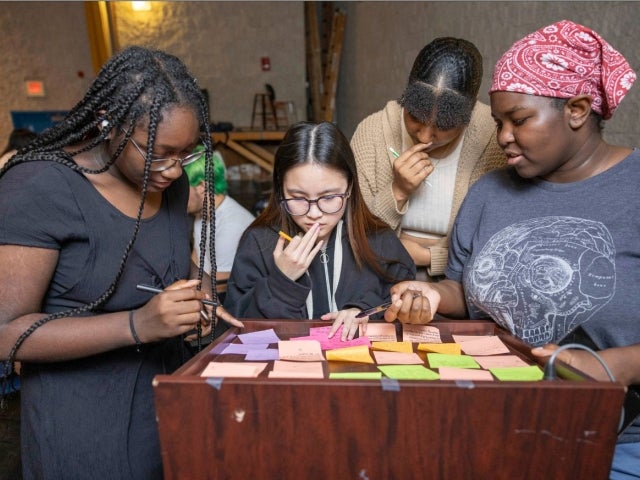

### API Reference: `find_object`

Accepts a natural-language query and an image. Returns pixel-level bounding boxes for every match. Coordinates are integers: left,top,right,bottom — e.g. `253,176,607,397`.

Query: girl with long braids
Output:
224,121,415,341
0,46,242,479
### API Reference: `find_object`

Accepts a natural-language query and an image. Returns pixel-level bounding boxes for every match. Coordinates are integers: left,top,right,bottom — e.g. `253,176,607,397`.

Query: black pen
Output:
355,291,423,318
355,302,392,318
136,284,217,307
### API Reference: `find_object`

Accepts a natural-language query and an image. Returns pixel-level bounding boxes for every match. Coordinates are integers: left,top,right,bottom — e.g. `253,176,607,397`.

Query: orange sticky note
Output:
326,345,374,364
453,335,510,356
200,362,267,378
268,360,325,379
278,340,325,362
438,367,494,381
361,323,397,341
402,324,442,343
371,341,413,353
373,351,423,365
418,343,461,355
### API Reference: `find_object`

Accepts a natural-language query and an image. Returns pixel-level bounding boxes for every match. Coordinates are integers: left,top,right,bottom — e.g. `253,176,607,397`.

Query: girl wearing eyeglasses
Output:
225,121,416,340
0,46,242,479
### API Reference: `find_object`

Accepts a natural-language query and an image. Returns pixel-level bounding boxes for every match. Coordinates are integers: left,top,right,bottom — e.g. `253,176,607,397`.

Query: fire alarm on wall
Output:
261,56,271,72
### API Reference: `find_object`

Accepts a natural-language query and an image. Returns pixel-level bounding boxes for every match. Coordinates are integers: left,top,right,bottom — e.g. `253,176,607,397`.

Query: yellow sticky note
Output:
371,341,413,353
326,345,374,364
418,343,462,355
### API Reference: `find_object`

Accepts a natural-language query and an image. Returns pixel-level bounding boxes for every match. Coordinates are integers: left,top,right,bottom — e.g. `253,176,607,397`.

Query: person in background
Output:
225,121,415,341
183,146,254,276
0,46,241,479
385,20,639,478
0,128,37,169
351,37,506,280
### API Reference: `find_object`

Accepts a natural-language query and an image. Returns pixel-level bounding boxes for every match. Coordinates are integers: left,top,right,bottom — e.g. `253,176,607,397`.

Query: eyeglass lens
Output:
283,194,346,215
148,151,202,172
124,125,205,172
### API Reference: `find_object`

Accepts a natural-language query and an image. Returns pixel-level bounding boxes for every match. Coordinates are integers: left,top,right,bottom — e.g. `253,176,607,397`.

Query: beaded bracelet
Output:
129,309,142,353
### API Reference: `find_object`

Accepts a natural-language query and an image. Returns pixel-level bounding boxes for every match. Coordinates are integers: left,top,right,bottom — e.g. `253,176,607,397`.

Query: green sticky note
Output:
490,365,543,381
329,372,383,380
427,353,480,369
378,365,440,380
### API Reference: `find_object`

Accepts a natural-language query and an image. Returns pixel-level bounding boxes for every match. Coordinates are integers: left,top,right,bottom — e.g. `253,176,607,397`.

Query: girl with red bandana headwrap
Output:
386,20,639,479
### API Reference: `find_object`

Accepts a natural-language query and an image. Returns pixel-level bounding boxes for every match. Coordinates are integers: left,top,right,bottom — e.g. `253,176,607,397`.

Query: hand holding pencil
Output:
384,282,437,325
135,280,243,344
272,222,324,282
389,142,434,198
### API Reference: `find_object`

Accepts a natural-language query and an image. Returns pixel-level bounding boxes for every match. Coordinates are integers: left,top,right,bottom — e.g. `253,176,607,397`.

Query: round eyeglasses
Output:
280,193,349,216
127,134,204,172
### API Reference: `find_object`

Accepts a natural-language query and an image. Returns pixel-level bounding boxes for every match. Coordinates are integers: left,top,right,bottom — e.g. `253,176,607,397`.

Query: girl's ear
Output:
566,95,593,129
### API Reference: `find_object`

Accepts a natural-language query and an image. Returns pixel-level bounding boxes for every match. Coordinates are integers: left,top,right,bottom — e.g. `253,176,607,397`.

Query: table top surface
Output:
166,318,614,389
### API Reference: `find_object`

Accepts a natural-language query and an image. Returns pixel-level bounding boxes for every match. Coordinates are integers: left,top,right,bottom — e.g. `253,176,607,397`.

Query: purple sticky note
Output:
221,343,270,355
237,328,281,344
245,348,280,361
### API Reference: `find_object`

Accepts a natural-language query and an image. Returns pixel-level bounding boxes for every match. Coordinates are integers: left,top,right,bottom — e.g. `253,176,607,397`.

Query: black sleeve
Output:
223,228,313,319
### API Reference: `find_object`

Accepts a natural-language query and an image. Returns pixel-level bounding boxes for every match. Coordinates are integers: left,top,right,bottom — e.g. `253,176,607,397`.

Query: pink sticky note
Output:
295,326,371,350
402,324,442,343
473,355,529,369
360,323,397,342
453,336,510,356
438,367,494,381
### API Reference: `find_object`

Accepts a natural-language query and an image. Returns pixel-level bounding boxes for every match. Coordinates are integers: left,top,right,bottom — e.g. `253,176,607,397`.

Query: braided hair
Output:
399,37,483,129
0,46,218,398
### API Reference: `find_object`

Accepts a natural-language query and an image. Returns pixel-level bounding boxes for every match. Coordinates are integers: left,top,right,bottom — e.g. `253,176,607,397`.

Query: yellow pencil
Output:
278,230,293,242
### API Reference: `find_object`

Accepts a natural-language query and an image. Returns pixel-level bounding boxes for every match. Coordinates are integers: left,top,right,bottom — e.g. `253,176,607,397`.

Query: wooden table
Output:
211,130,286,173
154,319,625,479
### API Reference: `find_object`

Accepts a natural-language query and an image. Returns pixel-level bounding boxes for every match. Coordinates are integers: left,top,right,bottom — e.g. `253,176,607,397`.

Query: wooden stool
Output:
250,93,278,130
273,100,296,128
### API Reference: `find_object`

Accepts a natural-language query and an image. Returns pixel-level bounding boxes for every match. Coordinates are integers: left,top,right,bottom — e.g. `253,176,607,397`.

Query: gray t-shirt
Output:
447,149,640,351
447,149,640,443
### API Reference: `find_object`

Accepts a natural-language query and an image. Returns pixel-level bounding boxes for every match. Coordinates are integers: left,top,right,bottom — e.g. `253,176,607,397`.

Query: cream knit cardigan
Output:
351,100,506,276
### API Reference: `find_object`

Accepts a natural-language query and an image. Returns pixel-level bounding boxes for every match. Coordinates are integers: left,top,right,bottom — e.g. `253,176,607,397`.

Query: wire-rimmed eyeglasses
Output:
127,134,204,172
280,192,349,216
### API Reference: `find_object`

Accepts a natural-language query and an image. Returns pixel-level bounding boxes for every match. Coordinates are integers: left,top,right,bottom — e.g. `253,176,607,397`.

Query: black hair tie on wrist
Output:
129,309,142,353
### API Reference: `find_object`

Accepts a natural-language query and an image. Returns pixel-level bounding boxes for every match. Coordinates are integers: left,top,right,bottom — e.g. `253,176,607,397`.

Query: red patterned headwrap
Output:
489,20,636,119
